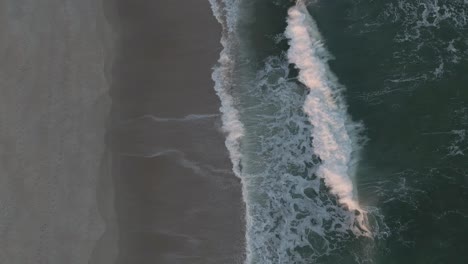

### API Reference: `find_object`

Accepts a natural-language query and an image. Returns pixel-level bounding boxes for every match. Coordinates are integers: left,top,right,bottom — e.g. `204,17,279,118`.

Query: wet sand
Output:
108,0,245,263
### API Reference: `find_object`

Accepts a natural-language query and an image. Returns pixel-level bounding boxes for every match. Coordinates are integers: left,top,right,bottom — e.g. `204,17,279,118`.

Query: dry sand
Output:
0,0,117,263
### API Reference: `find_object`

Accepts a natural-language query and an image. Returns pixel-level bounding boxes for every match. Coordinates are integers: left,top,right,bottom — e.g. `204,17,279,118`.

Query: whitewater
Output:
209,0,375,262
285,2,369,232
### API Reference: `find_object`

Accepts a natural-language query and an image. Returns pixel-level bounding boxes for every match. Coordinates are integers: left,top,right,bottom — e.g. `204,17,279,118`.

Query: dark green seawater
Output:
313,1,468,263
211,0,468,263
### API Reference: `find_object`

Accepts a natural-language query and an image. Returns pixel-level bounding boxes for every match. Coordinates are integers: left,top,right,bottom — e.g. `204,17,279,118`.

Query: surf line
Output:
285,0,371,235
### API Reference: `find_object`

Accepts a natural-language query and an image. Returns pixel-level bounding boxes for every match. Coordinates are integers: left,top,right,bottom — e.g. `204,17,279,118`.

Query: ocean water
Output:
209,0,468,263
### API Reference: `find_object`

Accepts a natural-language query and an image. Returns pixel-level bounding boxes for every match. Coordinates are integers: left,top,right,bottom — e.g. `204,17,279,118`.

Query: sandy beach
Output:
0,0,243,263
0,0,116,263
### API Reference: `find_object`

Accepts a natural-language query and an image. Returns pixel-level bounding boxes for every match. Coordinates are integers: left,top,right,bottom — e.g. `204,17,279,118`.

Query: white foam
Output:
286,1,368,230
239,55,377,262
377,0,468,82
386,0,468,42
119,149,221,177
433,60,445,78
125,114,219,123
208,1,376,262
208,0,241,34
209,1,252,261
208,0,244,179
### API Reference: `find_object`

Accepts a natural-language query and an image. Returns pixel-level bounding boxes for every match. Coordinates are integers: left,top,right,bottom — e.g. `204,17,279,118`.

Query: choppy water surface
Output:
210,0,468,263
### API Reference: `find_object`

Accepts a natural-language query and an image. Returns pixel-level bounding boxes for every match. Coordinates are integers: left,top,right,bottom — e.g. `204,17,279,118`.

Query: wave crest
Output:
286,1,370,235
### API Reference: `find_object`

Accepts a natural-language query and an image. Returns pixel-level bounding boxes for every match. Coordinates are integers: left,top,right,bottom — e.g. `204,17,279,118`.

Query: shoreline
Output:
107,0,245,263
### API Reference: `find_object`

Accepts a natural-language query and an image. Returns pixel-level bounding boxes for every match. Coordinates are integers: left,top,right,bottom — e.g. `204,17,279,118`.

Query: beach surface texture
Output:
0,0,116,263
0,0,244,263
